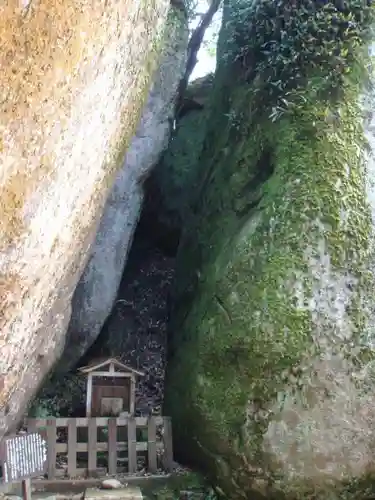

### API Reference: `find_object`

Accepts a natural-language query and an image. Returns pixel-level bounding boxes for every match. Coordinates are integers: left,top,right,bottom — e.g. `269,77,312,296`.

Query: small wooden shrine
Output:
78,357,144,417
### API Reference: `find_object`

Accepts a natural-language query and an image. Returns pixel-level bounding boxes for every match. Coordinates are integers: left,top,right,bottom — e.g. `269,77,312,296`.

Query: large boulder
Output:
164,1,375,498
0,0,169,440
60,7,189,368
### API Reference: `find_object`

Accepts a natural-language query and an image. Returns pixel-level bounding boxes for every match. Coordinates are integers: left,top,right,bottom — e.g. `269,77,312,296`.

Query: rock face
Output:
164,1,375,498
61,7,189,368
142,73,213,246
0,0,169,440
28,228,175,418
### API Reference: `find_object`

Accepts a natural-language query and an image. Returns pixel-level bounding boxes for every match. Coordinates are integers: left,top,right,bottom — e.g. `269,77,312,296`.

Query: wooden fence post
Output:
46,418,57,479
21,478,32,500
108,418,117,475
147,417,157,474
26,419,36,433
127,417,137,473
163,417,173,472
67,419,77,477
20,415,170,479
88,419,97,475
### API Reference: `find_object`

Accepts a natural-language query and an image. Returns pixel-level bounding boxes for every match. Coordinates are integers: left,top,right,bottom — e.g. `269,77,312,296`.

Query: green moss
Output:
164,0,375,498
141,472,217,500
153,109,208,229
146,74,213,246
229,0,375,115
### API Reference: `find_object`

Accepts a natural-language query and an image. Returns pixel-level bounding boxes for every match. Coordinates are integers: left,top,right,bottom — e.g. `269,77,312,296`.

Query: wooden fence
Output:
25,416,173,479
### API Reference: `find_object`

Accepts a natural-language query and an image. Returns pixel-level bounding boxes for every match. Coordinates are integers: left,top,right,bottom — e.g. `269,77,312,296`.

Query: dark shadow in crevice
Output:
80,185,179,415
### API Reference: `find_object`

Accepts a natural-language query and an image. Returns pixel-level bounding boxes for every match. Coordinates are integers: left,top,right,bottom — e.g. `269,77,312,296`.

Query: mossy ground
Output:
141,472,216,500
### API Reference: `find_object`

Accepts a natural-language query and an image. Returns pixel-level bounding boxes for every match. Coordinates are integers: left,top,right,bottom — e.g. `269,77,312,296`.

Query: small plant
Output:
224,109,242,130
28,395,62,418
226,0,375,117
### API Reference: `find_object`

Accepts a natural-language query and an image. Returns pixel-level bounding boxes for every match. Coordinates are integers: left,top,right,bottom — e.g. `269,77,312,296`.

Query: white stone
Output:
101,479,123,490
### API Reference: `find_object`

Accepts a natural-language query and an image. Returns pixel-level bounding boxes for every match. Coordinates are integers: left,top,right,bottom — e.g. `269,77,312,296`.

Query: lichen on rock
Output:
0,0,169,439
57,4,189,370
164,0,375,498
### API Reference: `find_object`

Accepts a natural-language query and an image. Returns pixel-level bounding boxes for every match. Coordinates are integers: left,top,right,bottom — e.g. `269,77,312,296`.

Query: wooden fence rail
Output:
25,416,173,479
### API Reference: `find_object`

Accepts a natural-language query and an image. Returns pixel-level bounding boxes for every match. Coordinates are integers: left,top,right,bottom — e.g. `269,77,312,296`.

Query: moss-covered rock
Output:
147,109,207,232
164,0,375,498
142,73,213,251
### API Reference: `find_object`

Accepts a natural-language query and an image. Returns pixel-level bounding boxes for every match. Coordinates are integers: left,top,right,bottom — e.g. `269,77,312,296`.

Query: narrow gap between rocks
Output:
80,200,180,417
27,188,181,419
27,2,221,420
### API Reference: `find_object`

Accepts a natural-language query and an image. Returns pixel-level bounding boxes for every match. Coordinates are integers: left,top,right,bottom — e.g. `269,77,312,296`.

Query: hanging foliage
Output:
229,0,375,115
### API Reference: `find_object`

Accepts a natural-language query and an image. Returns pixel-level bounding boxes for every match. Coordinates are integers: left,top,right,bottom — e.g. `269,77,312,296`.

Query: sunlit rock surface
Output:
0,0,169,439
61,7,189,367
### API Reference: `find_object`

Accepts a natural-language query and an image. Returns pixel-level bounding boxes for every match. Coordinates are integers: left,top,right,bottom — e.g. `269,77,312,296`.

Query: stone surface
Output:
100,480,123,490
164,1,375,499
33,496,56,500
0,0,169,440
142,74,213,245
85,488,142,500
28,234,174,417
3,496,56,500
60,7,189,369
